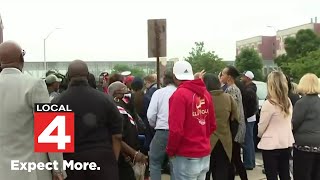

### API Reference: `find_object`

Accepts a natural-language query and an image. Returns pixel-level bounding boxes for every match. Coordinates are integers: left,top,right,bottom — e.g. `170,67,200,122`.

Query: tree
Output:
235,48,264,81
285,29,320,58
275,29,320,79
112,64,145,77
185,42,226,74
288,50,320,79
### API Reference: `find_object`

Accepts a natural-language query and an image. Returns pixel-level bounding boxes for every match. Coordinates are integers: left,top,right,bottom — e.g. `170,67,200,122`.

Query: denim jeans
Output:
243,121,256,169
149,130,174,180
171,155,210,180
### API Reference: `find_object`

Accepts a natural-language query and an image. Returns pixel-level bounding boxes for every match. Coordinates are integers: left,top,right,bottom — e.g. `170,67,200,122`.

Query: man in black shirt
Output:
241,71,258,170
52,60,123,180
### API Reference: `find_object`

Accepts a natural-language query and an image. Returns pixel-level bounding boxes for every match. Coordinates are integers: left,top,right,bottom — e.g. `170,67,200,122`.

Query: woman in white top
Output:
258,71,295,180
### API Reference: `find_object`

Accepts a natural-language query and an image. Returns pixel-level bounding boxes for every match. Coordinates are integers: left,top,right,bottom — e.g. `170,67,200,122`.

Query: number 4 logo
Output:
34,112,74,153
38,116,71,150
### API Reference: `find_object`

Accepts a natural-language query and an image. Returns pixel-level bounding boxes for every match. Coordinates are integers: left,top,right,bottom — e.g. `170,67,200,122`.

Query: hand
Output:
194,70,206,80
134,152,148,164
52,173,64,180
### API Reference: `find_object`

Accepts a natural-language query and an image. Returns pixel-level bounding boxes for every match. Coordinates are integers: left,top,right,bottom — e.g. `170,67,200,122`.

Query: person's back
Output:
292,95,320,146
167,79,216,158
53,84,119,152
210,91,238,158
0,69,56,179
0,41,65,180
53,60,122,180
167,61,216,180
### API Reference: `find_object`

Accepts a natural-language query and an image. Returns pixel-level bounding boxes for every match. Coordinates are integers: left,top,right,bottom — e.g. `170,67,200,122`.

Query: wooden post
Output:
155,21,161,89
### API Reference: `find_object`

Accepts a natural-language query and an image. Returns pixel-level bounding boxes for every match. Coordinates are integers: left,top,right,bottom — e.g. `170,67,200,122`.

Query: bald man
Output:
0,41,65,180
51,60,123,180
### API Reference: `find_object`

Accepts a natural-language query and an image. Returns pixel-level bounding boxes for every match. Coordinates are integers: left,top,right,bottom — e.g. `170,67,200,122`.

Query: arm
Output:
208,95,217,134
292,100,306,133
121,141,147,164
147,90,159,128
230,95,240,122
166,93,185,157
106,98,123,160
257,100,273,138
112,135,122,161
29,80,67,179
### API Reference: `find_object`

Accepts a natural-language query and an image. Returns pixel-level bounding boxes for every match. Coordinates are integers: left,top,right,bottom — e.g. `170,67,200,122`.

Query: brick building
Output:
277,21,320,56
236,18,320,75
236,36,277,75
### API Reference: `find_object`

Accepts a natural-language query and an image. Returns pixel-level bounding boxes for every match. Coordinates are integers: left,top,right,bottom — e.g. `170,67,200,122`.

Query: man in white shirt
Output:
147,71,176,180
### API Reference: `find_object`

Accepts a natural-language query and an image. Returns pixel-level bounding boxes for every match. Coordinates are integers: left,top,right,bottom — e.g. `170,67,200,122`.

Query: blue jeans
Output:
171,155,210,180
243,121,256,169
149,130,174,180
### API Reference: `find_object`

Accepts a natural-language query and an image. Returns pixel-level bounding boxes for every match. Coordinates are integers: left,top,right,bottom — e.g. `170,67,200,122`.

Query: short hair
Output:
226,66,240,79
108,73,124,85
297,73,320,95
131,77,144,91
203,73,220,91
163,70,174,86
144,74,156,83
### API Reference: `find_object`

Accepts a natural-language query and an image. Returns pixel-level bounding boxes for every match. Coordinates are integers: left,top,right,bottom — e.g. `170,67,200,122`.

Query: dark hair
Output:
203,73,221,91
163,71,174,86
88,73,97,89
285,75,292,93
131,77,144,91
226,66,240,79
108,73,124,85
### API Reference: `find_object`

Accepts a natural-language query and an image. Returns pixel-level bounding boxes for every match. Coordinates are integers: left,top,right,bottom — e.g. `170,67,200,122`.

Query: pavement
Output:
160,152,267,180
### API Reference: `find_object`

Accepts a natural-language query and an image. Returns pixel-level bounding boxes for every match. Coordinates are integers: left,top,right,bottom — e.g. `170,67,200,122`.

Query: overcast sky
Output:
1,0,319,62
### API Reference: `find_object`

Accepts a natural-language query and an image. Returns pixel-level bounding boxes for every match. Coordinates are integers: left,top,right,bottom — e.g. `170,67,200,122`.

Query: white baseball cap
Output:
45,74,62,84
243,71,254,80
173,60,194,81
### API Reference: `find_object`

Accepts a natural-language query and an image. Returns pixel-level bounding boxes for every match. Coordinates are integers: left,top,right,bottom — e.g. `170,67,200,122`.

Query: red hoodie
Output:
166,79,216,158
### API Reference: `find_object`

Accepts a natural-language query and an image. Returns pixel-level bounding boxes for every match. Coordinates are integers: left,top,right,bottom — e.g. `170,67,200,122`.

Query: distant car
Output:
252,81,267,151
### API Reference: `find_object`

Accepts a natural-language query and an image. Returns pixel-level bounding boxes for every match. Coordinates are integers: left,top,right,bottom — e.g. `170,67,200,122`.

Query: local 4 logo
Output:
34,103,74,153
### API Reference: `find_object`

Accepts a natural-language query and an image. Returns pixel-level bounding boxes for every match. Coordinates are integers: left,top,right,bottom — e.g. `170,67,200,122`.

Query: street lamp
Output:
43,27,61,76
266,26,278,34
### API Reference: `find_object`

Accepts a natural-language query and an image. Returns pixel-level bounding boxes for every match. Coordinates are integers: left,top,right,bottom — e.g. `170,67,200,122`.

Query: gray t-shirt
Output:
49,91,60,101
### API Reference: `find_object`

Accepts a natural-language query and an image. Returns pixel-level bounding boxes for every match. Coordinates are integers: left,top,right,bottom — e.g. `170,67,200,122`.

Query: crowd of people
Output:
0,40,320,180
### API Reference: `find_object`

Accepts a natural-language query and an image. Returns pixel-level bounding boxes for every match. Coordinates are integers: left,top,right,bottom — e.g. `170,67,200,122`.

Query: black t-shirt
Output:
116,101,139,151
115,101,139,169
52,80,123,153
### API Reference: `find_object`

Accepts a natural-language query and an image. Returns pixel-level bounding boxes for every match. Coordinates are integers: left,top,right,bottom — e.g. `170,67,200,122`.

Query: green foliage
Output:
185,42,226,74
285,29,320,58
112,64,145,77
275,29,320,80
288,50,320,79
235,48,264,81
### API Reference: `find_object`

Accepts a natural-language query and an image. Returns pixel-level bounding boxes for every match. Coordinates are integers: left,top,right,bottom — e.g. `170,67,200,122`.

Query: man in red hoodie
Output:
166,60,217,180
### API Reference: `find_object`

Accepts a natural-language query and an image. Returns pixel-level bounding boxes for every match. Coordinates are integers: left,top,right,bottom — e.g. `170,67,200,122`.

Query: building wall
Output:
236,36,262,56
276,23,316,56
314,23,320,35
236,36,277,61
23,61,157,78
260,36,276,60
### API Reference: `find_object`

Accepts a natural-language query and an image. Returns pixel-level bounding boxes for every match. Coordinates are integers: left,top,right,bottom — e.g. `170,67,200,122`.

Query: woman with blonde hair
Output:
292,73,320,180
258,71,294,180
